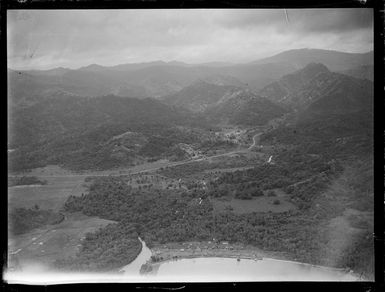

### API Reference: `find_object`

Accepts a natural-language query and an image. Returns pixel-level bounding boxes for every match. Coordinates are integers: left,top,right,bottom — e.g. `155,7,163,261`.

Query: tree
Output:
252,188,264,197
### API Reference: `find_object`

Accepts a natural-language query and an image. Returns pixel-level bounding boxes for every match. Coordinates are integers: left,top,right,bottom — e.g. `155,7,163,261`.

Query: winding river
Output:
121,238,152,276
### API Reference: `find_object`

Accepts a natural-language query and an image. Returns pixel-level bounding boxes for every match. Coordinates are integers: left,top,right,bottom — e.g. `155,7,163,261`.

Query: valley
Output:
7,126,267,270
7,48,374,281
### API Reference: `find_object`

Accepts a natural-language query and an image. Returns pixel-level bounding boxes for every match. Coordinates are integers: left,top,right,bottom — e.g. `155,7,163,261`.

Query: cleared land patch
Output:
8,169,115,271
8,176,87,211
8,212,115,270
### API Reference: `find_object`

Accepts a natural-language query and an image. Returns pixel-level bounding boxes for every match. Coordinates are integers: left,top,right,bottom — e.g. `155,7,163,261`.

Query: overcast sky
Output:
7,9,373,70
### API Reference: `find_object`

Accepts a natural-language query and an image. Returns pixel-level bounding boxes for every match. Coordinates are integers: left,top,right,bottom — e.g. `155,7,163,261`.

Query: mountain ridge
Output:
259,62,373,114
252,48,373,71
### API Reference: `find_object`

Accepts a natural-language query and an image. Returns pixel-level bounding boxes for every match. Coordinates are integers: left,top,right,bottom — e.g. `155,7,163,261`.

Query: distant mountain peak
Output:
253,48,373,72
302,62,330,72
259,62,334,106
279,62,330,85
297,62,330,79
190,79,214,86
78,64,106,71
260,58,373,115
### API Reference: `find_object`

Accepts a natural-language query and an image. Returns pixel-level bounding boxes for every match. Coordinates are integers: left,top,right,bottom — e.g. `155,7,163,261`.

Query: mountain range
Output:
8,48,374,171
8,48,373,104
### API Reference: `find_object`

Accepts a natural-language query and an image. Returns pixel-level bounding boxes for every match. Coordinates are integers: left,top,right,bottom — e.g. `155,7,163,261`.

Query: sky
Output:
7,9,373,70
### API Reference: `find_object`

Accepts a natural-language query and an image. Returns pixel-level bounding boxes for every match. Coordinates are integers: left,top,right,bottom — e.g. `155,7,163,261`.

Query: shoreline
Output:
146,241,283,266
141,241,358,278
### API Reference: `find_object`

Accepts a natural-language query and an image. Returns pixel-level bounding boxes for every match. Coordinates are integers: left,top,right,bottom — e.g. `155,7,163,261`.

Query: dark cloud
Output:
7,9,373,70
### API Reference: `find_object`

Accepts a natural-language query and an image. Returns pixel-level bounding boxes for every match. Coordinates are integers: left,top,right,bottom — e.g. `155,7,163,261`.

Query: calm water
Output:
151,257,358,281
120,239,358,282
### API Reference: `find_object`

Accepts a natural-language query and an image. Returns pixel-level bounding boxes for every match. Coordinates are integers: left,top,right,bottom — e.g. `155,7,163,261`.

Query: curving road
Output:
248,132,263,150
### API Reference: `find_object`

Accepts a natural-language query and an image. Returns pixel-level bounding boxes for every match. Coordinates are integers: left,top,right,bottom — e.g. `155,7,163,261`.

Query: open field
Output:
8,212,115,270
8,176,87,211
8,167,116,271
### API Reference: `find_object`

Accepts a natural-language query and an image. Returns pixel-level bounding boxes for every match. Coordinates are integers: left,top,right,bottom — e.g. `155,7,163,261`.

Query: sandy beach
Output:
146,241,288,265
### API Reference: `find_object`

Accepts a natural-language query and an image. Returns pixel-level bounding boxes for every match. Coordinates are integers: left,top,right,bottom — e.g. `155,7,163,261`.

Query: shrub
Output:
235,192,253,200
273,199,281,205
251,188,264,197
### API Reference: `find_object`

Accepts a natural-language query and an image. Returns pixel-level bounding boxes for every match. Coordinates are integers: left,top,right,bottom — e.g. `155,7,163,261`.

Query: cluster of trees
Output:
54,223,141,272
332,230,374,280
184,177,266,200
159,158,255,180
59,127,373,277
9,206,64,235
284,175,329,210
63,181,216,259
212,149,341,194
260,111,373,162
138,126,200,159
233,181,264,200
60,168,373,278
159,161,213,179
62,178,291,256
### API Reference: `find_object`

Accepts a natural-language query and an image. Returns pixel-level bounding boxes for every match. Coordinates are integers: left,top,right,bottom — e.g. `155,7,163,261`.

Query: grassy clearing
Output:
8,212,115,270
10,165,76,176
8,176,87,211
8,167,116,271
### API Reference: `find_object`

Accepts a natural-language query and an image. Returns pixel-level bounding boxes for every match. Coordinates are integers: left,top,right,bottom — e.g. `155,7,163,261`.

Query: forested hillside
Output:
8,94,213,171
259,63,373,112
204,90,288,126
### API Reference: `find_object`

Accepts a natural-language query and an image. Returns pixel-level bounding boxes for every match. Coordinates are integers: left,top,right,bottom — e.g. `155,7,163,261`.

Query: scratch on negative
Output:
284,9,290,24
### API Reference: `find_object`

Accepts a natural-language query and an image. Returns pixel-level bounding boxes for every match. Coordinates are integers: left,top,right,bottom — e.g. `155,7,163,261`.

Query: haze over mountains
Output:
252,48,373,71
8,48,373,172
8,48,373,103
